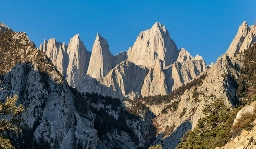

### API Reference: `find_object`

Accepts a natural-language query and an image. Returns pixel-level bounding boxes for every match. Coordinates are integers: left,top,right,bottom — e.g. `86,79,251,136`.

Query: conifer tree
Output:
0,95,24,149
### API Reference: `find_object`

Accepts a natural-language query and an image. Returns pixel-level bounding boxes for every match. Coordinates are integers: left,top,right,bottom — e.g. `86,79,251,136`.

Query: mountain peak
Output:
225,21,254,57
194,54,203,60
241,21,248,26
0,22,10,31
238,21,250,36
152,22,162,28
127,22,178,67
71,34,80,40
177,48,193,62
87,33,113,79
96,32,101,37
95,32,105,42
151,22,166,32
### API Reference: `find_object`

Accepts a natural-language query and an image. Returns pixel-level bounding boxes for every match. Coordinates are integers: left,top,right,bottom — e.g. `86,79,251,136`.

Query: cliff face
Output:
40,34,91,87
39,38,68,76
42,22,203,99
127,22,179,67
87,33,114,79
226,21,256,57
66,34,91,87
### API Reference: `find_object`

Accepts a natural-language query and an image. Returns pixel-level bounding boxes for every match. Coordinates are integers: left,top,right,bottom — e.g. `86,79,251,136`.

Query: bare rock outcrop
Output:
169,59,206,91
41,22,206,100
226,21,256,57
141,60,168,97
40,35,91,87
0,22,10,31
77,61,149,99
113,51,127,67
66,34,91,87
39,38,68,76
127,22,179,67
87,33,114,79
177,48,193,62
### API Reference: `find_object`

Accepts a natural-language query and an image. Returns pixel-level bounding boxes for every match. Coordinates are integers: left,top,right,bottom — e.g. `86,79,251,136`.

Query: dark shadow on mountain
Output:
75,60,149,101
77,74,125,100
163,66,175,93
83,92,157,148
0,61,157,149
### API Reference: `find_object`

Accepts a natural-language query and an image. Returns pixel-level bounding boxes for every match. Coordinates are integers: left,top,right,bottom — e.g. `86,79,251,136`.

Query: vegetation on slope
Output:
237,43,256,102
0,95,24,149
177,43,256,148
176,99,240,148
137,73,207,106
82,92,156,148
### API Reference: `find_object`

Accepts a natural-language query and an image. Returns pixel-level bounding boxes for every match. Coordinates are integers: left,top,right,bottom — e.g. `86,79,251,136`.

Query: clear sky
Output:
1,0,256,64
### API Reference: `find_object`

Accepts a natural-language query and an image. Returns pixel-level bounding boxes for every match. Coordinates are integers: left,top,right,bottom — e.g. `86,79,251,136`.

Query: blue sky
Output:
1,0,256,64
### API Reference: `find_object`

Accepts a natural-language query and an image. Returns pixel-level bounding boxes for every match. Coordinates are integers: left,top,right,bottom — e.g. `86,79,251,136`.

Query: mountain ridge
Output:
41,22,206,99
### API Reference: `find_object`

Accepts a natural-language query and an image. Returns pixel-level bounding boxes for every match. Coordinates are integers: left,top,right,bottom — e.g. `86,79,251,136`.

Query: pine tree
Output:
148,144,162,149
0,95,24,149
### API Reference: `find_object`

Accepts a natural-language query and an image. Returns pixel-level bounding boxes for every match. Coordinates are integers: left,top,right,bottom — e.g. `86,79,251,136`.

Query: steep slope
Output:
41,22,205,100
39,38,68,76
0,29,98,148
113,51,128,67
87,33,114,79
226,21,256,57
2,21,256,149
177,43,256,149
176,48,193,62
133,22,256,149
146,54,240,148
77,61,149,99
40,35,91,87
127,22,179,67
141,60,168,97
66,34,91,87
0,22,10,31
76,23,206,99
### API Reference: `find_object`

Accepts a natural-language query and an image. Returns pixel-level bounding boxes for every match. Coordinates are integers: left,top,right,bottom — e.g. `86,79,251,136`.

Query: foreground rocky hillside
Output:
41,22,206,99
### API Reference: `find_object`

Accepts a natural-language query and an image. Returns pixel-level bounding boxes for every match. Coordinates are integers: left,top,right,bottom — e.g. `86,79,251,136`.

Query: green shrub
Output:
148,144,162,149
177,99,240,149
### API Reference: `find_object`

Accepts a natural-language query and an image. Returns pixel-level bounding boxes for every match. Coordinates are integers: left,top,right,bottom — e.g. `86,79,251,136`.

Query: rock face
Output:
218,128,256,149
127,22,179,67
40,34,91,87
113,51,127,67
42,22,206,99
141,60,168,97
39,38,68,76
0,22,10,31
226,21,256,57
66,34,91,87
78,61,149,99
87,33,114,79
177,48,193,62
